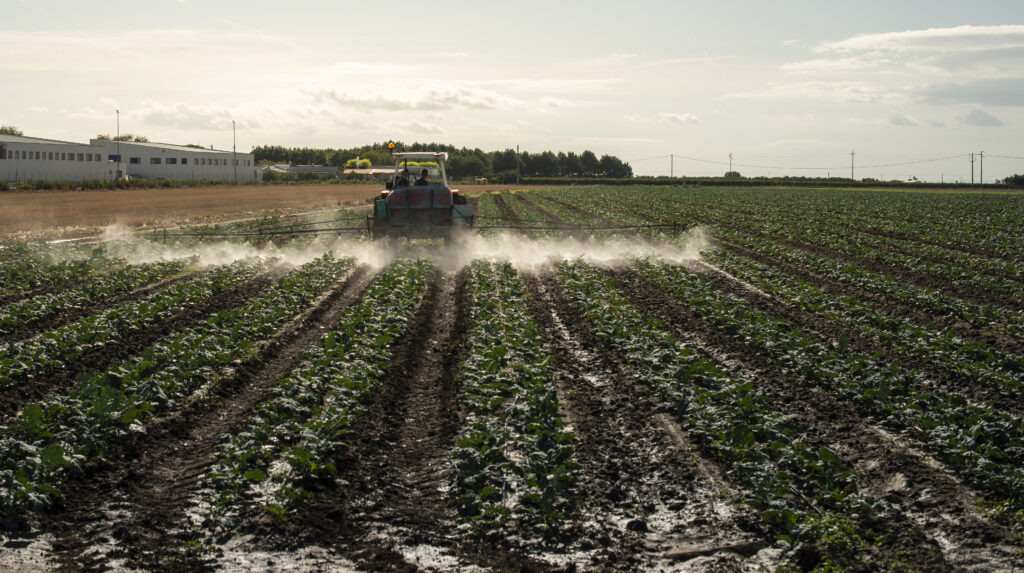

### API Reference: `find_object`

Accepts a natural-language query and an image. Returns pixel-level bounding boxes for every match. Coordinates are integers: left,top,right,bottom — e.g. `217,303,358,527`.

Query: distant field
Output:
0,183,527,236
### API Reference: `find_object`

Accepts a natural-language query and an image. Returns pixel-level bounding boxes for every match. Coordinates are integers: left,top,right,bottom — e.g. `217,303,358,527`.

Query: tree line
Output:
250,141,633,181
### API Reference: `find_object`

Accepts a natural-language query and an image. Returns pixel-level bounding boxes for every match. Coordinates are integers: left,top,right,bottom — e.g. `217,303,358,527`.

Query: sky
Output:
2,0,1023,182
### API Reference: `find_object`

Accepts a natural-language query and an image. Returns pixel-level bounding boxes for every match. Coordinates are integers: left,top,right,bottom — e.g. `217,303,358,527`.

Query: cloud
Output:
963,109,1005,127
384,120,445,136
821,25,1024,54
889,112,918,127
132,100,262,131
624,112,700,125
773,25,1024,107
781,55,895,74
729,81,907,105
306,86,521,111
918,79,1024,107
538,97,575,112
658,112,700,124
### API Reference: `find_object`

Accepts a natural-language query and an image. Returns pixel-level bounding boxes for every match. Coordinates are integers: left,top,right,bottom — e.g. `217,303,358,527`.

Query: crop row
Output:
0,254,354,516
714,227,1024,340
453,260,575,534
554,259,895,568
0,246,120,302
0,257,194,338
199,258,431,528
0,257,269,392
639,259,1024,526
474,192,503,230
701,206,1024,303
530,186,1024,340
703,248,1024,401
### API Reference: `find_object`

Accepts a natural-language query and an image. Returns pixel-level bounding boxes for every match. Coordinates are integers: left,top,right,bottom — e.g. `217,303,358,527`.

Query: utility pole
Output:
670,153,674,178
116,109,121,179
850,150,855,180
729,152,733,173
232,120,237,184
979,150,984,185
970,153,975,185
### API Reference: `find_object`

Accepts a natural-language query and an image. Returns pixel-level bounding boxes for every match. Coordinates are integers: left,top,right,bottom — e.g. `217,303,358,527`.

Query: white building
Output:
1,134,118,183
89,139,259,182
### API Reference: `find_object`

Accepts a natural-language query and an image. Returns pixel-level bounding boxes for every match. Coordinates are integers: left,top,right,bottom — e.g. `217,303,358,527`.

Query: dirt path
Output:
607,265,1024,571
522,271,776,571
28,265,375,571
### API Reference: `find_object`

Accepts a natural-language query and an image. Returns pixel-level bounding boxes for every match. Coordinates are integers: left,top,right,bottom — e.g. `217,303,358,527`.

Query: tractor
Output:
368,151,473,241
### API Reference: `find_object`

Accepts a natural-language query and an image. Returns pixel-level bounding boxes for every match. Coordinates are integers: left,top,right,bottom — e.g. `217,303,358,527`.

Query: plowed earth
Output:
3,186,1024,572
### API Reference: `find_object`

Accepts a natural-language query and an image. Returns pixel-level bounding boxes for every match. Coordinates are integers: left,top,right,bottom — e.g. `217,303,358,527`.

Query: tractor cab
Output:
370,151,473,239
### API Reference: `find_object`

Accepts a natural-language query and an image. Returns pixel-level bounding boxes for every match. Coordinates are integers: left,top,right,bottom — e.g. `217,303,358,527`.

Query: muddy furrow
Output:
491,192,521,227
608,266,1024,571
691,255,1024,419
0,272,278,424
7,270,202,345
522,270,776,571
277,267,555,571
511,194,564,225
718,239,1024,357
33,265,375,572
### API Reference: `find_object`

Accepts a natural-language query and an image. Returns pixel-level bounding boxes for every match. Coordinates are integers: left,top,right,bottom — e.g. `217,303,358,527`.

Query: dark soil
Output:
29,265,375,572
607,265,1024,571
270,267,559,571
0,271,278,424
521,270,772,571
490,192,522,226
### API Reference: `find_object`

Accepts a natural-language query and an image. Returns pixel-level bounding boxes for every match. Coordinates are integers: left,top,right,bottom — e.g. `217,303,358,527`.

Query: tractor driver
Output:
414,168,429,186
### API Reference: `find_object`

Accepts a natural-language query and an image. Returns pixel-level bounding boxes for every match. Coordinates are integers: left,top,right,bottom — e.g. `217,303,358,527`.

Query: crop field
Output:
1,184,1023,572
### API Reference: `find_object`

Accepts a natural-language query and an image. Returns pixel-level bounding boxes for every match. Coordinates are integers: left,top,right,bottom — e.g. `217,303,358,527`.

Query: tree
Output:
724,170,742,179
559,151,582,177
598,155,633,178
1003,174,1024,189
448,154,490,179
492,149,518,173
344,158,372,168
1,125,24,136
580,150,600,176
97,133,149,142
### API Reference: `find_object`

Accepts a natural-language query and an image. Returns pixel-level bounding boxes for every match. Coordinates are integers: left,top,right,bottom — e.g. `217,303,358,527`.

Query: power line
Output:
662,152,972,172
627,154,670,163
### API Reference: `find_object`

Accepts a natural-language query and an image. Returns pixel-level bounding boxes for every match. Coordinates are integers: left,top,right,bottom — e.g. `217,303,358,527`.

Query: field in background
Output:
0,183,528,238
1,184,1023,572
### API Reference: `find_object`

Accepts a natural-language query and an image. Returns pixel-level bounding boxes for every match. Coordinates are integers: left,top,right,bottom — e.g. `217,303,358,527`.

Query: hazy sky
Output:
3,0,1023,181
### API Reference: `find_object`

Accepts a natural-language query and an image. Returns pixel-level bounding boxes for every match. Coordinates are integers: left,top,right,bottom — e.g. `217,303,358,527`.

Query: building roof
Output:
261,164,339,174
90,139,241,155
0,134,84,146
